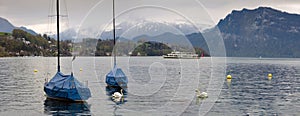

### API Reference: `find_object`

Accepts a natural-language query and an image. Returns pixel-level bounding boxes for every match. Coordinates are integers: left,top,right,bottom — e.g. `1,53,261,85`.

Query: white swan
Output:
195,89,208,98
112,89,123,102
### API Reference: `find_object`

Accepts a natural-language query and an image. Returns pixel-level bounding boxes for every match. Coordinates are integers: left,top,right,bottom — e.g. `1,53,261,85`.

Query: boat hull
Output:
44,86,91,102
163,56,199,59
44,97,91,115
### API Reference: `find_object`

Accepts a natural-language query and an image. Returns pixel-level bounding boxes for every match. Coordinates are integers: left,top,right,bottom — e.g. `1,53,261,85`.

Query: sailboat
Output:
44,0,91,102
105,0,128,88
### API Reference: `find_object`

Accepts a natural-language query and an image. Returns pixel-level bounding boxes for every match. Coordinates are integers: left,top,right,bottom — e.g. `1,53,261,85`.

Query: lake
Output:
0,57,299,115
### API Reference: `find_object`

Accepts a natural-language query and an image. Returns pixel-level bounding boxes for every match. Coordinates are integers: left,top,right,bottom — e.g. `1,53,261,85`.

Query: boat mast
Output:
113,0,116,66
57,0,61,72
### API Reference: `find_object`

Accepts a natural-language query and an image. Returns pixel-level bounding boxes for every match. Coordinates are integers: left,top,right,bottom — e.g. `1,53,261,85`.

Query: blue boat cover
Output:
44,72,91,101
106,66,128,87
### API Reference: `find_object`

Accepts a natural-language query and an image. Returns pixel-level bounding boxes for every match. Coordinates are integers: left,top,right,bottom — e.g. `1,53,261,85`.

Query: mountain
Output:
53,20,203,41
0,17,15,33
4,7,299,58
132,32,187,45
217,7,300,57
63,7,300,58
19,26,38,35
186,33,208,53
132,32,209,54
99,20,205,39
0,17,38,35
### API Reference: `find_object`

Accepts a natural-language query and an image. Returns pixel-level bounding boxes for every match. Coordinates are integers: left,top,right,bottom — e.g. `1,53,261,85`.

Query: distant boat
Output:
163,51,199,59
105,0,128,88
44,0,91,102
201,52,204,58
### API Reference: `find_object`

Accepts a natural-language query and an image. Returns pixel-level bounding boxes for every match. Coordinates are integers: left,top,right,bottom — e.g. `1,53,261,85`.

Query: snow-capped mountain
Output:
99,20,209,39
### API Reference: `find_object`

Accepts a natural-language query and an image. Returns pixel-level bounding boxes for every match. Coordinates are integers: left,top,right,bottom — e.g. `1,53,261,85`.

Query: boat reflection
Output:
44,98,91,115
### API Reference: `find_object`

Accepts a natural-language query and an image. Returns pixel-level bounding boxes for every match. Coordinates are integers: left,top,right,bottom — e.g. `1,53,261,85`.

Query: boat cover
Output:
44,72,91,101
106,66,128,87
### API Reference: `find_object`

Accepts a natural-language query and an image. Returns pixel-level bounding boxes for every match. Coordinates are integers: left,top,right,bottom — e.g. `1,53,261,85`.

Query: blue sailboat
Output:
44,0,91,102
105,0,128,88
106,66,128,87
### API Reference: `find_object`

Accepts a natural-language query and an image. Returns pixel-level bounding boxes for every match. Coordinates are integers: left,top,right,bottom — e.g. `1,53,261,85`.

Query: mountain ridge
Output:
0,17,38,35
1,7,300,58
0,17,15,33
216,6,300,57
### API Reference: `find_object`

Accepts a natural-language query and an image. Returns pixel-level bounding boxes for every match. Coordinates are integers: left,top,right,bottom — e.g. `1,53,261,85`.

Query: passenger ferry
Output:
163,51,199,59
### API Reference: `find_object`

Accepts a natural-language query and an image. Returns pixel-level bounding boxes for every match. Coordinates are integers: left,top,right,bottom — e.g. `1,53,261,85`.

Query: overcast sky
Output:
1,0,300,34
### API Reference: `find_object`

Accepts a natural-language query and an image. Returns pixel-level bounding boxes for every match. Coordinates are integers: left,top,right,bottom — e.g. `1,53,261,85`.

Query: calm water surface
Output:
0,57,299,115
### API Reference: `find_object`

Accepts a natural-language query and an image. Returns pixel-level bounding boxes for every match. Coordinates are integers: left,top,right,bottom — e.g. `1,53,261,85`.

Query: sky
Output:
1,0,300,34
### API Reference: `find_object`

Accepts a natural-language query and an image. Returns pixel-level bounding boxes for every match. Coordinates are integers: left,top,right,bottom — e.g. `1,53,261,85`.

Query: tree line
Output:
0,29,71,57
0,29,209,57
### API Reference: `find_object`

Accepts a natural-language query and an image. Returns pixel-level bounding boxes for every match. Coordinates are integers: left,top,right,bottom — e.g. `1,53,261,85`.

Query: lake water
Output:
0,57,299,115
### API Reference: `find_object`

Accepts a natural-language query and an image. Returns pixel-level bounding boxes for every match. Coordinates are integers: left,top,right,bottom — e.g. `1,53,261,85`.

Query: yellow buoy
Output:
227,75,232,79
268,73,272,77
268,73,272,80
80,68,83,71
34,69,38,73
